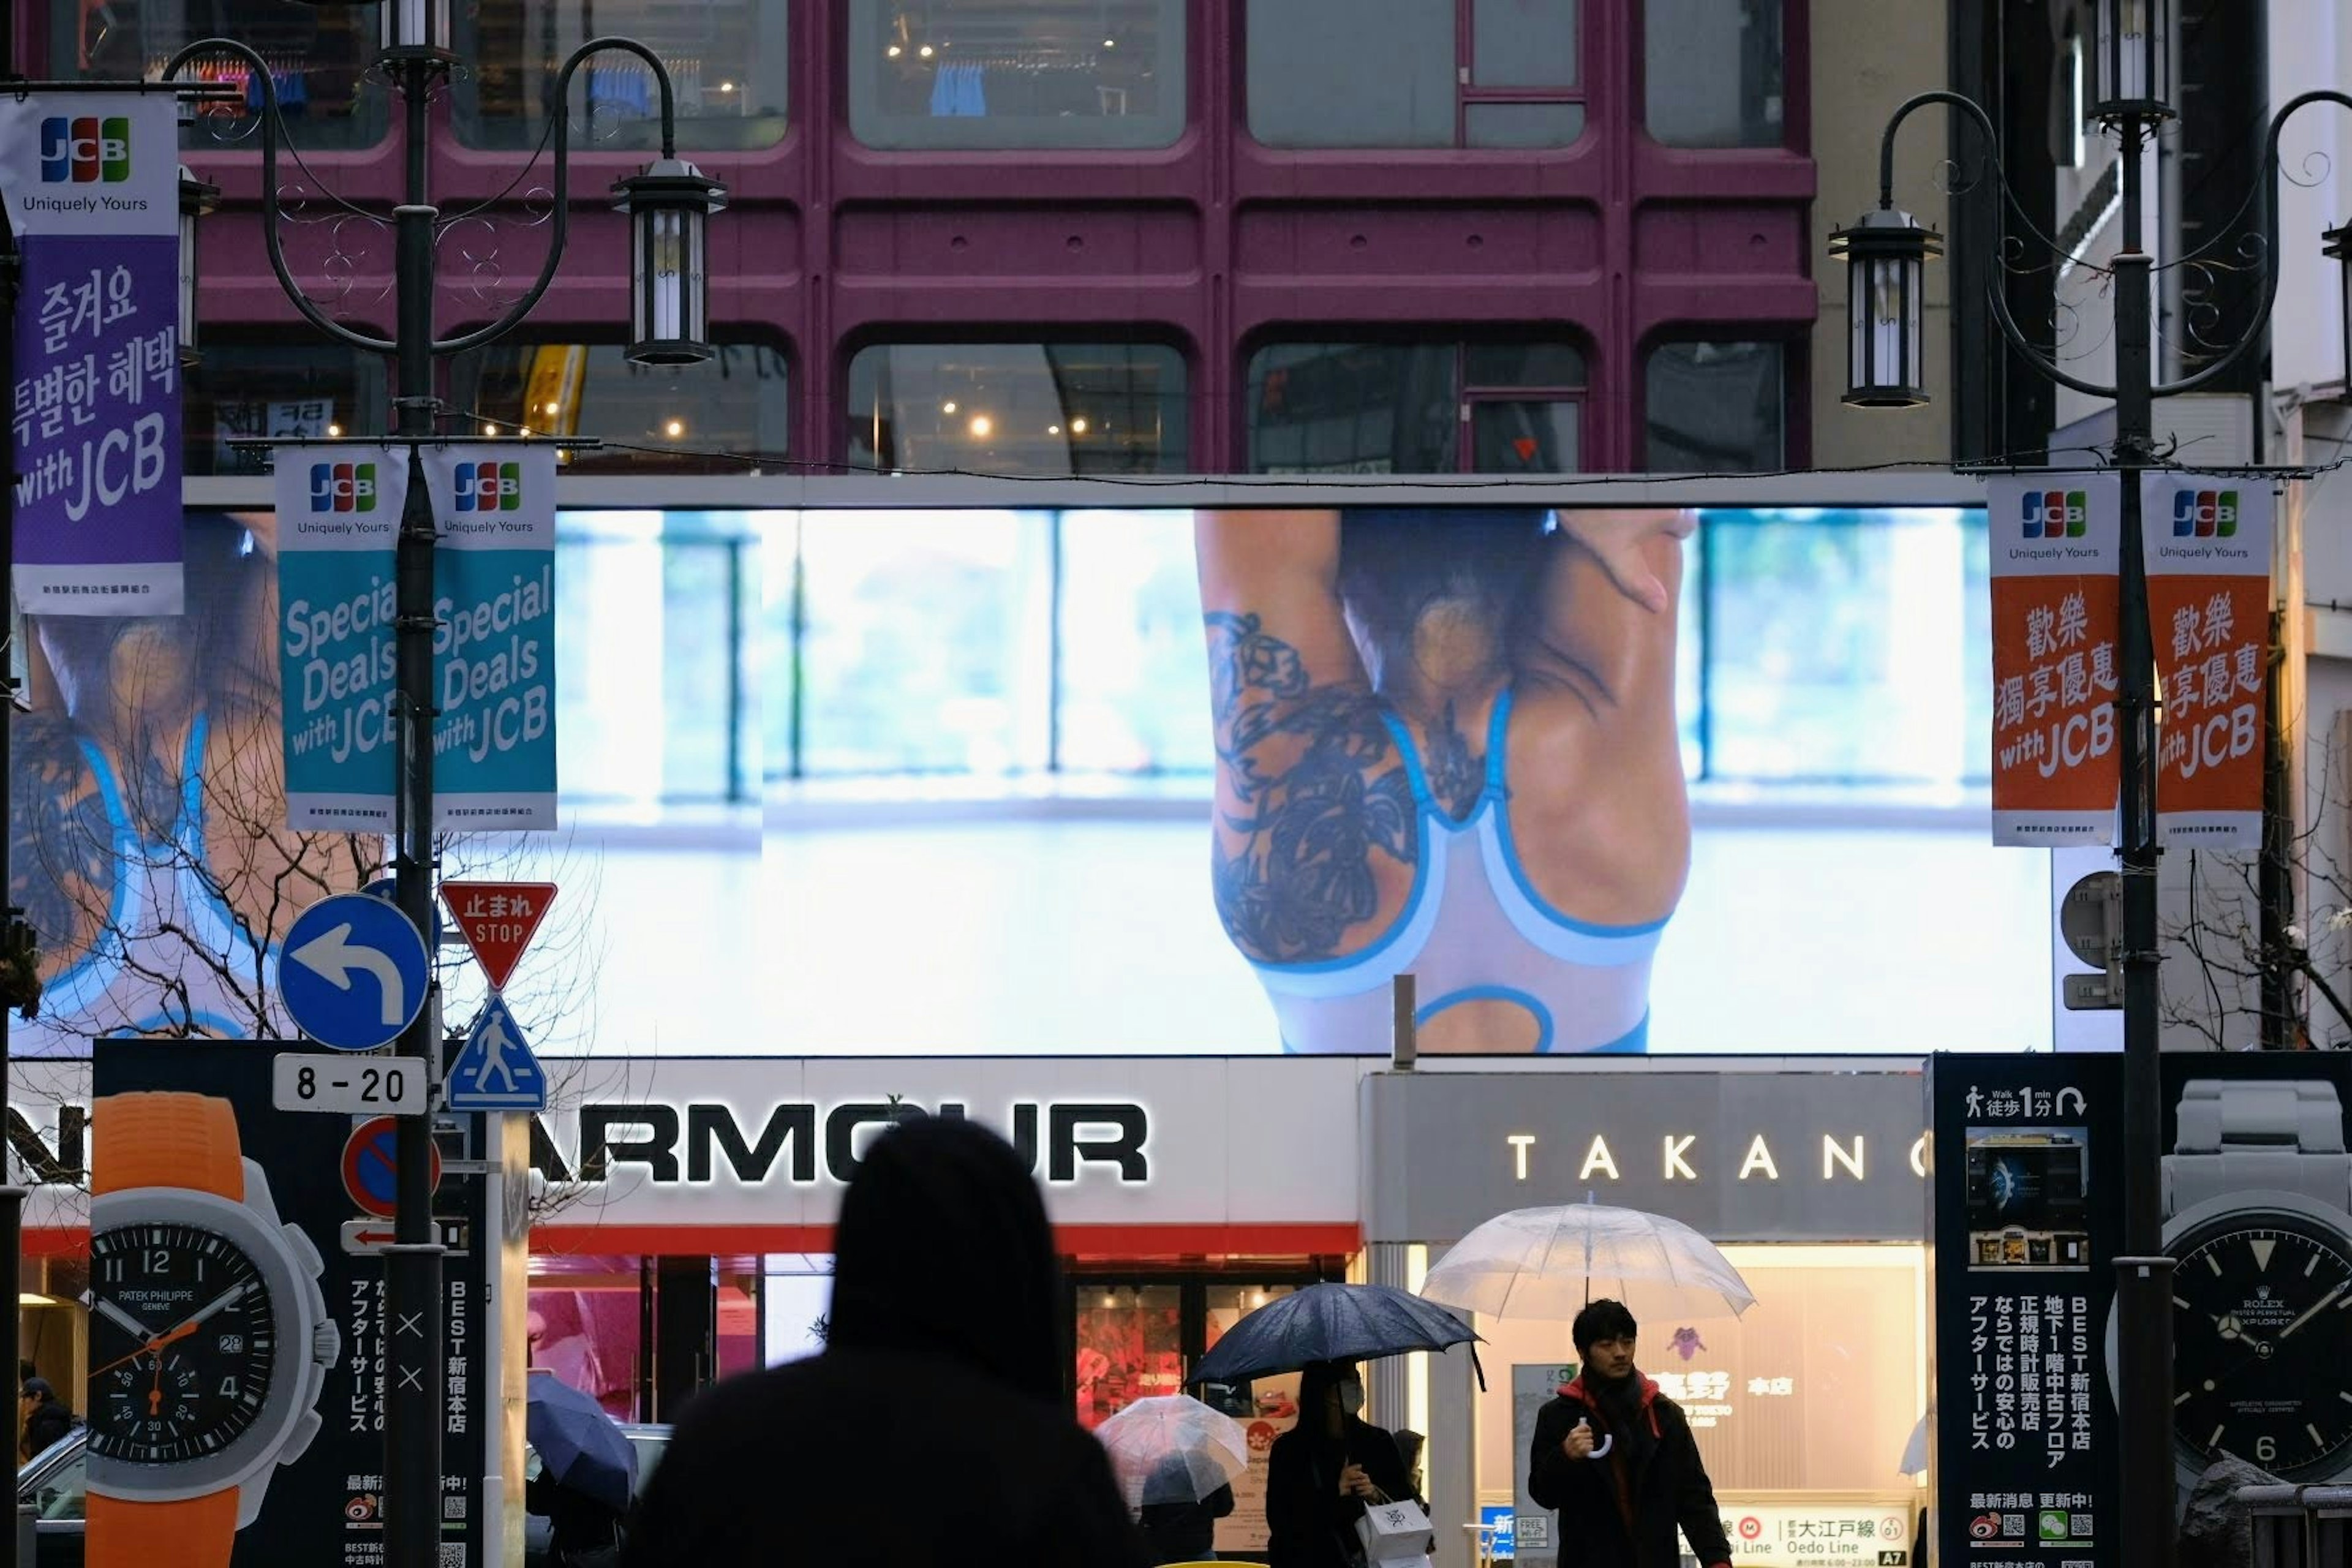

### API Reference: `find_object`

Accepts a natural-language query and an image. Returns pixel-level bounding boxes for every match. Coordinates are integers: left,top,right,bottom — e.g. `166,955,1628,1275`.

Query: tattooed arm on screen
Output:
1196,511,1418,965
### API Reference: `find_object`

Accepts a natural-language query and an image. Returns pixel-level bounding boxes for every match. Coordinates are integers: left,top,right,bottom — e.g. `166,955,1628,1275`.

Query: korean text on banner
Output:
1986,475,2124,846
276,445,409,831
2143,477,2272,848
0,94,184,615
421,445,558,830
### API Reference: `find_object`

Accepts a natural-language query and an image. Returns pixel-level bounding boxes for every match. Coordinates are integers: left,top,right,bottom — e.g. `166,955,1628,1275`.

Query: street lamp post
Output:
163,20,722,1568
1834,10,2352,1564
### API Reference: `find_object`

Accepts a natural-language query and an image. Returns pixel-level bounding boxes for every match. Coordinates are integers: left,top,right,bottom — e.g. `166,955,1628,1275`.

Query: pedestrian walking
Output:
1263,1360,1415,1568
1526,1300,1732,1568
19,1376,75,1462
1135,1450,1235,1564
620,1115,1147,1568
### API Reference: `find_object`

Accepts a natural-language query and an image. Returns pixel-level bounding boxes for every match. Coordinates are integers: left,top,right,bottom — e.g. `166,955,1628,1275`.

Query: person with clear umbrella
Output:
1095,1394,1248,1564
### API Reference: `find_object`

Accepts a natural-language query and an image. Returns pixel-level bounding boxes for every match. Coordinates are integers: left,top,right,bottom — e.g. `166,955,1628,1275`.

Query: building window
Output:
1246,341,1585,474
185,342,384,475
1643,0,1784,148
849,1,1186,151
449,341,789,473
55,0,386,148
1643,340,1785,473
451,2,788,151
845,344,1188,475
1248,0,1582,149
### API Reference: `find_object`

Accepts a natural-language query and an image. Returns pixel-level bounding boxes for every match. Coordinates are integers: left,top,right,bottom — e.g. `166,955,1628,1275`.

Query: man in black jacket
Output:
621,1116,1147,1568
18,1377,75,1462
1527,1300,1733,1568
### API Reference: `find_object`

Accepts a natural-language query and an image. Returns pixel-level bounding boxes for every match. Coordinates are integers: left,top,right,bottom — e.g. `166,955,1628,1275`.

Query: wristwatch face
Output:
2171,1212,2352,1479
88,1223,280,1465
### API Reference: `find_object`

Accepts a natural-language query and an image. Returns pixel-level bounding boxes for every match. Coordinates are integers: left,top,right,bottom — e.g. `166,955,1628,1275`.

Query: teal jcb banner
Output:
275,444,558,831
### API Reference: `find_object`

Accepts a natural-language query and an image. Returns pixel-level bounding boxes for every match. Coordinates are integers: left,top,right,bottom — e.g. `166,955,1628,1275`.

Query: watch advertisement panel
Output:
1933,1052,2352,1568
89,1041,489,1568
1932,1053,2122,1568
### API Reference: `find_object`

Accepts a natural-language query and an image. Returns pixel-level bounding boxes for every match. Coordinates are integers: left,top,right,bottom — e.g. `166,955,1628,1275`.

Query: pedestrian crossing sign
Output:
445,994,547,1112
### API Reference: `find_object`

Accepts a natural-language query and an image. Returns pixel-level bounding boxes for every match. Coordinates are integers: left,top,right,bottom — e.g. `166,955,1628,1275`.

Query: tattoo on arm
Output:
1205,612,1417,963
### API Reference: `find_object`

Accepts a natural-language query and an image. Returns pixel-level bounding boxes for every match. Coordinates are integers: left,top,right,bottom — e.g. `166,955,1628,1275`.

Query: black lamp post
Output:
164,22,722,1568
1838,5,2352,1563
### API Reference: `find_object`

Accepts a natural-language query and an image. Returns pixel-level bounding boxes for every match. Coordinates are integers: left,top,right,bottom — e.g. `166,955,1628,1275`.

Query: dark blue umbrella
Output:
1186,1283,1480,1388
526,1373,637,1513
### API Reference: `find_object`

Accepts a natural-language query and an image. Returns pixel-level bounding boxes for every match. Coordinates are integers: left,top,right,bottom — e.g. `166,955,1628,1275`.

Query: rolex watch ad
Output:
1931,1052,2352,1568
89,1040,492,1568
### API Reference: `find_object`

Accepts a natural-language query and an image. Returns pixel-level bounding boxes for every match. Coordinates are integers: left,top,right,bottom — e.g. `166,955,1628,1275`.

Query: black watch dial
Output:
2170,1213,2352,1480
88,1224,279,1465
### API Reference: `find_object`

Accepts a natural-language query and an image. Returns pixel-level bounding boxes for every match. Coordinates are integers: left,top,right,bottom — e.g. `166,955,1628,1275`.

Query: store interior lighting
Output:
969,414,994,438
665,418,687,438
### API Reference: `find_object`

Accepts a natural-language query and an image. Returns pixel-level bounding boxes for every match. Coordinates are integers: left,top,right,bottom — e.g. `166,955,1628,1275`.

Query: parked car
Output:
17,1423,670,1567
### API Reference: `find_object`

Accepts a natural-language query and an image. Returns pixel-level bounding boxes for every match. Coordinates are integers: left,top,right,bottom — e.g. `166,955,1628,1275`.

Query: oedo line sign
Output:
0,94,186,614
276,443,558,831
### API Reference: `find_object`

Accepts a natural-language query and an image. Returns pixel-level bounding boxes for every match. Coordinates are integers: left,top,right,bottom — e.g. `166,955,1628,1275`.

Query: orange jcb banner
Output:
2144,475,2274,848
1986,475,2122,845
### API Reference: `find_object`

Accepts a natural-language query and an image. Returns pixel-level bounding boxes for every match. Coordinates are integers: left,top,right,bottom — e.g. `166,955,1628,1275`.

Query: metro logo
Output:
2021,489,2089,539
454,461,523,513
37,116,130,184
308,462,379,513
2171,488,2239,538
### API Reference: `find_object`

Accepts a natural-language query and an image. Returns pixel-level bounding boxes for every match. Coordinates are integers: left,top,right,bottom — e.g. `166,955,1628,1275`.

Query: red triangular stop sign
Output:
439,881,558,992
1512,436,1539,464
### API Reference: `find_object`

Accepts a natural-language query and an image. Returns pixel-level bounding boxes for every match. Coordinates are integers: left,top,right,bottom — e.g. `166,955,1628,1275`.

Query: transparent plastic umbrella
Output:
1094,1395,1252,1509
1419,1200,1758,1323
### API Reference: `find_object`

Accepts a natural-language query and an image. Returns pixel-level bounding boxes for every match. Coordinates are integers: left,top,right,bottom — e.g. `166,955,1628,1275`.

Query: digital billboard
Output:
8,498,2049,1059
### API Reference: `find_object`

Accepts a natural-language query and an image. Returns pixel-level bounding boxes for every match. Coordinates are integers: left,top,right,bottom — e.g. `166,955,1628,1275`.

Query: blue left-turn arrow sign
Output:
282,892,432,1052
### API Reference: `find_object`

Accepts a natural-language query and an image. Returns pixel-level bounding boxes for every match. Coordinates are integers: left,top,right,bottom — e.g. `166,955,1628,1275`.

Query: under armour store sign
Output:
1361,1060,1931,1245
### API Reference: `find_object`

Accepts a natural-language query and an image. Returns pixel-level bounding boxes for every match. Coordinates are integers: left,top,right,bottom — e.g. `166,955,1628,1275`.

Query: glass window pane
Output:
453,1,788,151
850,1,1185,151
1703,510,1981,782
451,343,789,473
658,533,742,801
1473,0,1578,86
845,344,1187,476
1470,401,1580,472
184,343,382,476
763,514,798,785
1466,342,1587,388
1246,343,1458,473
1057,510,1215,774
797,511,1053,775
1246,0,1455,148
1074,1284,1185,1428
1645,0,1785,148
61,1,386,149
1464,100,1586,148
1644,341,1785,472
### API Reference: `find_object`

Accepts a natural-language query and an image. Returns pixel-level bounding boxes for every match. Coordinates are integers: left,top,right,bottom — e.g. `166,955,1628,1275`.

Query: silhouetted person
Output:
1136,1449,1235,1564
1264,1360,1413,1568
622,1117,1147,1567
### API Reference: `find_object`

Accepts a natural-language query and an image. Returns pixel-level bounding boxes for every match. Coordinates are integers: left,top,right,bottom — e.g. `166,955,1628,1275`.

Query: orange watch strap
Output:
88,1488,238,1568
92,1093,243,1200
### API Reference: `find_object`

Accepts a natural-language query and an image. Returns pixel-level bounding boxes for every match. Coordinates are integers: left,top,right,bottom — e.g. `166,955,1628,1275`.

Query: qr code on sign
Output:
437,1547,466,1568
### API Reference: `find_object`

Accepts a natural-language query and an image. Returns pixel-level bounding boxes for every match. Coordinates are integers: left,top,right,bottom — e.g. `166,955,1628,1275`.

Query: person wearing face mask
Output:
1264,1360,1415,1568
1527,1300,1732,1568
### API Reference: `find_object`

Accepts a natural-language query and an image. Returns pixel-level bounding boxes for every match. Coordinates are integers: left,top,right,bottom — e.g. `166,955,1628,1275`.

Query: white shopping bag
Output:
1355,1497,1436,1562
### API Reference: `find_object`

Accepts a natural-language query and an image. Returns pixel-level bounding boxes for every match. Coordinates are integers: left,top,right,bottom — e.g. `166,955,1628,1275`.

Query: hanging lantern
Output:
380,0,454,57
178,166,221,369
1828,208,1942,409
2093,0,2169,118
612,159,728,366
2325,222,2352,395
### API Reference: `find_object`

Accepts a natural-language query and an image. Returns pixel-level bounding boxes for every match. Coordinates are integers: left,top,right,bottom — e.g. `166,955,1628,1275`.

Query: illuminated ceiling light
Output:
665,418,687,439
1101,1291,1116,1308
481,423,499,435
718,81,737,92
1251,1291,1267,1306
544,401,562,416
326,423,343,438
941,400,958,415
1069,417,1089,434
968,414,993,438
887,44,902,57
1104,37,1116,47
918,43,935,58
1047,424,1062,436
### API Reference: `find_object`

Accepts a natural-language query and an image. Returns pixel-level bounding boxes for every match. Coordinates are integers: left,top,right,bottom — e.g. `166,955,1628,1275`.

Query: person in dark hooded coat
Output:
1526,1299,1732,1568
1264,1360,1415,1568
620,1116,1148,1568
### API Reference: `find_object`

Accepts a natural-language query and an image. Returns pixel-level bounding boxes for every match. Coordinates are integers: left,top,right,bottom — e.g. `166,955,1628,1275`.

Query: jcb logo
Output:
2021,489,2088,539
309,462,377,513
455,461,522,513
38,116,131,184
2171,488,2239,538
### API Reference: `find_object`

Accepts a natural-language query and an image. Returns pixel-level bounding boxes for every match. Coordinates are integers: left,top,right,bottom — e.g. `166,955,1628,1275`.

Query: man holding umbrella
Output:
1527,1300,1733,1568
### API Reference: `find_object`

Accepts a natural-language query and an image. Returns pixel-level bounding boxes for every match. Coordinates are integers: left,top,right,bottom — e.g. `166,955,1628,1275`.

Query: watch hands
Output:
88,1287,245,1385
172,1283,249,1333
2276,1281,2350,1341
93,1299,152,1340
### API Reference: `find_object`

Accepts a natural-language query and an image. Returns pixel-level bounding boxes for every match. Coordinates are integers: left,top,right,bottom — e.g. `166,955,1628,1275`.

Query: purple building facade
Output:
26,0,1814,477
